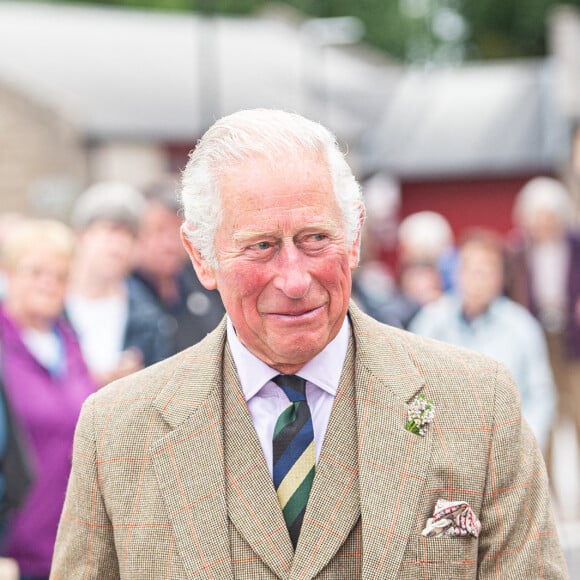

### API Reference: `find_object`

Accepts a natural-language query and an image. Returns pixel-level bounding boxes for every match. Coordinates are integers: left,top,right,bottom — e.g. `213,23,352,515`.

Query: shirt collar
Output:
226,315,350,403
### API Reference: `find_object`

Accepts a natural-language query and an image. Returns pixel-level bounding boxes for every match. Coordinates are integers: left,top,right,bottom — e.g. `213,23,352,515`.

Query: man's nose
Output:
272,242,312,299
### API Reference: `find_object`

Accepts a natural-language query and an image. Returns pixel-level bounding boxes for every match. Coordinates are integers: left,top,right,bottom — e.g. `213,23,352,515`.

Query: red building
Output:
360,59,569,267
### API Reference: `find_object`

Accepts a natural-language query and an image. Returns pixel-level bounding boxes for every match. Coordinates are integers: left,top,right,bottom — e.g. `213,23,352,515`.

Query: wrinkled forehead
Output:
216,151,333,202
215,152,341,235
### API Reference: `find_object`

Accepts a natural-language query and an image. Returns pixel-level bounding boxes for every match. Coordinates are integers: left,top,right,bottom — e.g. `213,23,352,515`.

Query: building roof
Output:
360,59,569,179
0,1,399,146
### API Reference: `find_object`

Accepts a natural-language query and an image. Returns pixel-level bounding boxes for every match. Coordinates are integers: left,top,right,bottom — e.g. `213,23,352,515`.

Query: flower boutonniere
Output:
405,393,435,436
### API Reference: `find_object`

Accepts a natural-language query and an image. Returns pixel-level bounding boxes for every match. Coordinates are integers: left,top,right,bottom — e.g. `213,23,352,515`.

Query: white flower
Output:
405,393,435,436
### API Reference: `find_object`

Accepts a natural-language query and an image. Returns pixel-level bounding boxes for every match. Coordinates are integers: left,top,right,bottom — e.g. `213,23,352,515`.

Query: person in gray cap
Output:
66,181,170,387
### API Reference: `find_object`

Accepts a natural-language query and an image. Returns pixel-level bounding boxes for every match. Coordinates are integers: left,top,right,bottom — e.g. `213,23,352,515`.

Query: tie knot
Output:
273,374,307,402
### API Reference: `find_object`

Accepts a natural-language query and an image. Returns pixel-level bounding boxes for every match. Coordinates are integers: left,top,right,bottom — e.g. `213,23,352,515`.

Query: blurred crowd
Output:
0,180,225,579
0,174,577,577
353,176,580,511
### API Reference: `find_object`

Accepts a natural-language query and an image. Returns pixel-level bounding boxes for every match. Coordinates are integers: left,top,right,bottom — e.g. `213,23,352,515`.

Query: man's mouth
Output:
266,304,325,322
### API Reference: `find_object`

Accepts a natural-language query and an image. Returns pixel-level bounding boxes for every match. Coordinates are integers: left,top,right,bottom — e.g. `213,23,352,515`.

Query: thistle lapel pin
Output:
405,393,435,436
421,499,482,538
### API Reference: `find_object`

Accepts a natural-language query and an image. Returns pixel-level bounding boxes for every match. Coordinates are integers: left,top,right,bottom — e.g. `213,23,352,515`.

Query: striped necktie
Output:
272,374,315,549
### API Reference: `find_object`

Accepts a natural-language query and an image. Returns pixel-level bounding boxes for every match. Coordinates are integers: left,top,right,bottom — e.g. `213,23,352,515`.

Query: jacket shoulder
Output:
353,304,512,410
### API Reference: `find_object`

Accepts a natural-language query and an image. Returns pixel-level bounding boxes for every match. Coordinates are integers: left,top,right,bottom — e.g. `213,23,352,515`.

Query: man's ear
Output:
349,203,366,270
180,227,218,290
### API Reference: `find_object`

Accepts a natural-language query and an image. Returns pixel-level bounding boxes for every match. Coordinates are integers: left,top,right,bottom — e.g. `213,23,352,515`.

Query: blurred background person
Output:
0,338,35,536
351,259,408,327
351,219,414,328
352,258,444,330
506,177,580,464
377,211,451,328
0,212,34,577
410,228,557,452
0,345,34,580
397,210,458,294
0,218,95,579
129,181,225,354
67,181,170,387
353,211,449,329
396,259,444,327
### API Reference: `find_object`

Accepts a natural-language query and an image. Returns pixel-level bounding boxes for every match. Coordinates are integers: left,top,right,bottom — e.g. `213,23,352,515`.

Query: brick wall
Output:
0,84,87,218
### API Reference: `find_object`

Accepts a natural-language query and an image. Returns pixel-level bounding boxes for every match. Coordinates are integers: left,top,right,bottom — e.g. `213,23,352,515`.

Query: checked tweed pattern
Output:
272,375,315,549
50,304,568,579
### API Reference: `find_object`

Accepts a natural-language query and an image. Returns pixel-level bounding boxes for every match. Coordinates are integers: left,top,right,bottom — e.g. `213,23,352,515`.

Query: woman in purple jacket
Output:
0,218,95,580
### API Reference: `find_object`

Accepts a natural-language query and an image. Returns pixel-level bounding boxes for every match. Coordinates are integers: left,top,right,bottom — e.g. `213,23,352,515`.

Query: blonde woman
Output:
0,218,95,580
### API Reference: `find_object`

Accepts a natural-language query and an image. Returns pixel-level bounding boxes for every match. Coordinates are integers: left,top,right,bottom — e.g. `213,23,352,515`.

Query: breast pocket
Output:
400,535,478,580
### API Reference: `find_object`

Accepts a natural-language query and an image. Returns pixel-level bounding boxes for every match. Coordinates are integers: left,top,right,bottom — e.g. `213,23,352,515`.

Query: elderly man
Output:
50,110,568,579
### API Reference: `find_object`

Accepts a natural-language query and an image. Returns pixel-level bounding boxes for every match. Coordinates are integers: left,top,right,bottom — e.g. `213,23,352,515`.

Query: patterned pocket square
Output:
421,499,482,538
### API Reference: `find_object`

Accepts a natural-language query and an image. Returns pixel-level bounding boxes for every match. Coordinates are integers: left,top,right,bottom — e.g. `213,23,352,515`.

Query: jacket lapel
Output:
149,322,235,579
222,346,295,579
349,305,434,579
148,305,433,579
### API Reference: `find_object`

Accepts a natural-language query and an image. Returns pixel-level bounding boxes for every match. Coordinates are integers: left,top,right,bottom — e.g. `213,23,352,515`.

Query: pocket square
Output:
421,499,482,538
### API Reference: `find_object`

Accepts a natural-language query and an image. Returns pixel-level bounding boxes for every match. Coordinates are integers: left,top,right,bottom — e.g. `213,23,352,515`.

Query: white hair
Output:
397,211,453,258
70,181,146,235
180,109,364,267
513,176,574,228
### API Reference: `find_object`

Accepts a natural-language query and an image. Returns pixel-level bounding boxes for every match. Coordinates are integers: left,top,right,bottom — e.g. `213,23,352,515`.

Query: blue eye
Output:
298,232,331,253
306,233,329,244
247,240,276,254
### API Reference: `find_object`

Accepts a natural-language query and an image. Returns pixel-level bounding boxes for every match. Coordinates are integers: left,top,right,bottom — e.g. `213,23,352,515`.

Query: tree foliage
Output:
41,0,580,61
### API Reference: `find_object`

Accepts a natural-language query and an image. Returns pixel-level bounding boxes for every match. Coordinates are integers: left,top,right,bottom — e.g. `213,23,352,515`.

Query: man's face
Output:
184,153,361,374
79,221,136,280
527,208,563,242
459,243,503,317
7,249,70,325
137,203,186,278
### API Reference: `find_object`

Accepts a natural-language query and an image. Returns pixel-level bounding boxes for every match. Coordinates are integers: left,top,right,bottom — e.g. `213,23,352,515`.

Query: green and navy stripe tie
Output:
272,374,315,549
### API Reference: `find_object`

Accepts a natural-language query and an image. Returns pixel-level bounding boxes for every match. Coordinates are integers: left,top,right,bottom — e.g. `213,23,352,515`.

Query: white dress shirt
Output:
226,316,350,475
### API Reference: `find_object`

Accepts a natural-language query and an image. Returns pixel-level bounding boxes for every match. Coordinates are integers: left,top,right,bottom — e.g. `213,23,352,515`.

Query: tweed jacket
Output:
50,304,568,579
